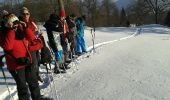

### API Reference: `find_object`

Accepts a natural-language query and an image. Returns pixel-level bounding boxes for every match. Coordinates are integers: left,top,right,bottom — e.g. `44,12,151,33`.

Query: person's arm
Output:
3,30,15,51
46,29,58,52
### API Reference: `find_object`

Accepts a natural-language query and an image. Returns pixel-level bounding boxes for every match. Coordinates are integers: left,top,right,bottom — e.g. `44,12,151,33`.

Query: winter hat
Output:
59,10,65,17
5,14,19,28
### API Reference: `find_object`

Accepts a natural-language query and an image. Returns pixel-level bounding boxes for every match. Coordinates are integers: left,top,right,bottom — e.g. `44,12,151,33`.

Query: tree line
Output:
0,0,170,27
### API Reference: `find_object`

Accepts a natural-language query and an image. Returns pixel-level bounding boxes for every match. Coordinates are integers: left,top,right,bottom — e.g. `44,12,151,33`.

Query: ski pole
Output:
93,27,96,39
91,28,95,53
1,67,14,100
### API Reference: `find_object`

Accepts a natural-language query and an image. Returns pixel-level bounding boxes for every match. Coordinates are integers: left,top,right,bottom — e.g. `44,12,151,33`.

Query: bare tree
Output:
164,9,170,26
127,0,151,25
81,0,97,26
144,0,170,23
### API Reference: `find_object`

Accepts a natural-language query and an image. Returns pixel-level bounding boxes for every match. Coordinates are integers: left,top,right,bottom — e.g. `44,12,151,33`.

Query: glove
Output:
0,55,5,68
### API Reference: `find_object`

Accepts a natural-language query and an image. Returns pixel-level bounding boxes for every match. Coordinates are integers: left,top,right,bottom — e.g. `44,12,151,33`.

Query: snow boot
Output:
40,95,54,100
54,67,66,74
59,63,70,70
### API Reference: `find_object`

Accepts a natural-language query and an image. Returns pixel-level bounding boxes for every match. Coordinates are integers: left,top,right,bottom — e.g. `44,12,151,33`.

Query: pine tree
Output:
165,10,170,26
120,8,127,26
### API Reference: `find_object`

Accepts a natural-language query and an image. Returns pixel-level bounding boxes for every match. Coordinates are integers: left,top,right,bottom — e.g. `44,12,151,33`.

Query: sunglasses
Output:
22,13,30,15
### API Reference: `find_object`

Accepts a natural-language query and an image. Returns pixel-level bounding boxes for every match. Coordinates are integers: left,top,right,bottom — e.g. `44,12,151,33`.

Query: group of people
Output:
0,7,87,100
44,10,87,73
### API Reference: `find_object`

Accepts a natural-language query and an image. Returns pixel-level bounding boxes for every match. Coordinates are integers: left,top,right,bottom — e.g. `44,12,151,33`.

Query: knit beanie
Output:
59,10,65,17
5,14,19,28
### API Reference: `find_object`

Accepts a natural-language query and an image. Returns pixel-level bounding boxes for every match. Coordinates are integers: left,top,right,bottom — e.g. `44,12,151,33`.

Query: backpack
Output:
40,46,52,64
39,35,53,64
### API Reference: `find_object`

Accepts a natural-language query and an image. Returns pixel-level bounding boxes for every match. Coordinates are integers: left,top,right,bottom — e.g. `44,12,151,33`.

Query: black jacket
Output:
44,14,63,32
44,14,64,52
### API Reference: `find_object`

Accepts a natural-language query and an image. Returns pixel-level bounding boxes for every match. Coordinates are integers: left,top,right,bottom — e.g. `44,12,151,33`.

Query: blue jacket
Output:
76,17,85,37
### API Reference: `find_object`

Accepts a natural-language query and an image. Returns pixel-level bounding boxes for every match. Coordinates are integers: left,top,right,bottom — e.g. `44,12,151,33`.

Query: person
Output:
66,14,77,58
44,11,67,74
0,13,41,100
19,7,43,82
75,15,87,56
58,11,71,66
0,10,9,34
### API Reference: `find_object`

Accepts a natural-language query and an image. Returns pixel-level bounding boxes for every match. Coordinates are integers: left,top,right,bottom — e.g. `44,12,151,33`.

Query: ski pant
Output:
10,65,40,100
68,35,76,56
60,34,70,62
76,35,86,54
55,50,63,62
36,51,41,67
31,51,39,78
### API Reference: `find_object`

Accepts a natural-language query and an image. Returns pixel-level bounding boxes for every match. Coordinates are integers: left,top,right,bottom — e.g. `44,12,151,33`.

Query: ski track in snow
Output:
1,25,170,100
0,27,139,100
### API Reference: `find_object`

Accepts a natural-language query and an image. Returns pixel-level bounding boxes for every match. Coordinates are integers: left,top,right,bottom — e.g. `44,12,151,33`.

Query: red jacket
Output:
0,29,31,71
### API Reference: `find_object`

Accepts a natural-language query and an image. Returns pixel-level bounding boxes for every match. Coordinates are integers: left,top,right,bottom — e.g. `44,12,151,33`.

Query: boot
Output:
40,95,54,100
59,63,70,70
54,65,66,74
72,55,78,59
65,58,71,63
64,63,71,69
54,68,60,74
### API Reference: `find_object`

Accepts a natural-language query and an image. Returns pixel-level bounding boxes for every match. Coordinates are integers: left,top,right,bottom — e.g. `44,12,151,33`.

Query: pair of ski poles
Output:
45,41,64,100
0,54,14,100
44,62,59,100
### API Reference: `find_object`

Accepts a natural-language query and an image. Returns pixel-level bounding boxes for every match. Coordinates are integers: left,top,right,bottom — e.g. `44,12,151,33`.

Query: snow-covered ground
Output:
0,24,170,100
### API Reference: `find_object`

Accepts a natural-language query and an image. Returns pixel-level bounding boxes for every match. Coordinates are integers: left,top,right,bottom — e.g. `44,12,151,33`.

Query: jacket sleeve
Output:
3,30,15,51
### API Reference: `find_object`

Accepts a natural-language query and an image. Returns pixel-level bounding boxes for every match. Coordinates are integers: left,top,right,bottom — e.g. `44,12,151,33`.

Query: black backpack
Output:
40,35,52,64
40,46,52,64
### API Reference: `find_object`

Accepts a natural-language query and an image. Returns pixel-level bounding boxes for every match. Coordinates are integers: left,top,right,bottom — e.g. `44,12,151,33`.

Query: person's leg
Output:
71,37,76,56
31,52,42,82
54,50,66,73
76,36,82,55
25,61,41,100
10,68,30,100
80,36,87,52
36,51,41,66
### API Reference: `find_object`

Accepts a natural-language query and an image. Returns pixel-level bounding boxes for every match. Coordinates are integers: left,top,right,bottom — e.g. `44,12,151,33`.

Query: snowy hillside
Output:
0,24,170,100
